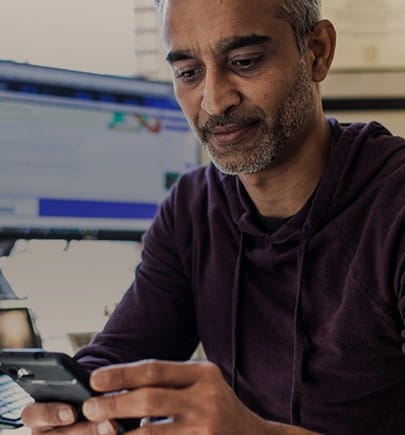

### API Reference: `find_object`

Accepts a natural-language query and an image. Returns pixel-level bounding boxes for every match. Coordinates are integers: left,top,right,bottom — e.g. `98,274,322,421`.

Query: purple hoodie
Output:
76,119,405,434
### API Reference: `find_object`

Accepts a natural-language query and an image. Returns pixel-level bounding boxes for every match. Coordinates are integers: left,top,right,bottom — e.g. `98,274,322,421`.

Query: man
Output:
22,0,405,434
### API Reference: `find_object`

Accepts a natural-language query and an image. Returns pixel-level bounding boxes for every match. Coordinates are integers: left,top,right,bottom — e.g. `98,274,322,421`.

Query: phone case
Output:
0,349,94,406
0,349,140,432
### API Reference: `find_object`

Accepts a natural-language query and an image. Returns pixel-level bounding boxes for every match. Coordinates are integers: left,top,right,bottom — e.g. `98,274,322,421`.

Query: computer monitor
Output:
0,307,41,349
0,60,198,242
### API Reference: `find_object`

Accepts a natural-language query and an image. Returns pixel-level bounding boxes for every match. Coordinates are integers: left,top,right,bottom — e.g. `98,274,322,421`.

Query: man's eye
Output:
175,67,203,82
231,55,264,71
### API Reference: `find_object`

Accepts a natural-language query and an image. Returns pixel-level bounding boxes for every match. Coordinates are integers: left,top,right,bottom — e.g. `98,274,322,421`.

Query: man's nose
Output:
200,70,241,116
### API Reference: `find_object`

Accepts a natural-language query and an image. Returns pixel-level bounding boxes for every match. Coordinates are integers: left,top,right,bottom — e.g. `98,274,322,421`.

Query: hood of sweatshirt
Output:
215,118,405,425
220,118,404,242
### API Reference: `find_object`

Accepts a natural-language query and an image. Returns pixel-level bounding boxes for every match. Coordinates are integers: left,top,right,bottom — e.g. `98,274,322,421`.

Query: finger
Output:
90,360,218,392
21,402,77,428
33,419,117,435
83,387,190,421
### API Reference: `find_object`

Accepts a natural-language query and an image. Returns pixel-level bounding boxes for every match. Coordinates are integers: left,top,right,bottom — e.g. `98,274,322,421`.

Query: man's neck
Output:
238,118,332,218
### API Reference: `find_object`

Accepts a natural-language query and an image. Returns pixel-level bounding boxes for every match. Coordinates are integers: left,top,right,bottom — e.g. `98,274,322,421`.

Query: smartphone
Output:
0,349,138,432
0,349,95,407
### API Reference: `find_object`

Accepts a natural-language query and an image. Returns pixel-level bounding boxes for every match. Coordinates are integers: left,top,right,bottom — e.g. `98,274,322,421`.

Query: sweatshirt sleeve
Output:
74,183,199,371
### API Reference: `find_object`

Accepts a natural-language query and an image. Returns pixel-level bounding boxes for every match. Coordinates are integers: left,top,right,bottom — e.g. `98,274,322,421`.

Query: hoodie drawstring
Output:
231,231,244,394
290,238,310,425
231,231,310,422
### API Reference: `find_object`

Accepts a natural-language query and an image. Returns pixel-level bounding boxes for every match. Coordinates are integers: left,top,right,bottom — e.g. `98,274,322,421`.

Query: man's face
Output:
162,0,316,175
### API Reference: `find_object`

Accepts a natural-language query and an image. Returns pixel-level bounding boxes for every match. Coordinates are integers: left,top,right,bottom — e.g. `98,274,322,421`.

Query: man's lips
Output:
209,121,259,145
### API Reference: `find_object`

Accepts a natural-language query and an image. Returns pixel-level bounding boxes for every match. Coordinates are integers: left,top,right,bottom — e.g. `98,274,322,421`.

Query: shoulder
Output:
164,163,234,217
365,124,405,199
339,121,405,194
144,164,234,246
353,123,405,224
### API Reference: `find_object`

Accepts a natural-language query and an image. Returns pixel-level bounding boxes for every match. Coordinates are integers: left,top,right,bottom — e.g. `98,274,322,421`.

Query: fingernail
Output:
97,420,115,435
83,399,98,417
92,369,107,388
58,407,74,423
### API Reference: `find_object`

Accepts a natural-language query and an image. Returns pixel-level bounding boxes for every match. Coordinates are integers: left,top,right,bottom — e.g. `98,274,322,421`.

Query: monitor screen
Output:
0,61,198,241
0,307,40,349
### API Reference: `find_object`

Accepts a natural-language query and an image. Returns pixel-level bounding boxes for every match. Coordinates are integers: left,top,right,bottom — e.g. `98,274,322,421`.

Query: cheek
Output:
255,77,291,116
244,75,283,107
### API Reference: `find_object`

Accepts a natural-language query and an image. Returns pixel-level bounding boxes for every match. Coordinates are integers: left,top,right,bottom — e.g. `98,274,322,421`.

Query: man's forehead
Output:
162,0,284,45
161,0,281,8
162,0,282,24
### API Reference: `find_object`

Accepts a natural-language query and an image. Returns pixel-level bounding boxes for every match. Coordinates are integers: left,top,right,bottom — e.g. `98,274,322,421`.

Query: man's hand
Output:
81,359,317,434
21,359,319,434
21,401,117,434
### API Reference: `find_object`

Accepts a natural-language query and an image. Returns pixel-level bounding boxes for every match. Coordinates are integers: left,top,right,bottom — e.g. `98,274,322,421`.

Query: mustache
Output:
198,112,264,139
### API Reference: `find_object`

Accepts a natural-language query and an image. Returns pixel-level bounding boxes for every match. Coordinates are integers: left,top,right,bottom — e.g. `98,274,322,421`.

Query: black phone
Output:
0,349,95,407
0,349,139,432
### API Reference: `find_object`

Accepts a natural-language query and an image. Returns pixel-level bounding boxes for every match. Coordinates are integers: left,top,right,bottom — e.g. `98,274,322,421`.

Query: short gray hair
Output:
277,0,321,53
153,0,321,53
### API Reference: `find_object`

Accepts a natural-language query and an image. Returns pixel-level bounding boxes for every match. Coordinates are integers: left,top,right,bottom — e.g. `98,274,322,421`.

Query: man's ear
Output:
306,19,336,82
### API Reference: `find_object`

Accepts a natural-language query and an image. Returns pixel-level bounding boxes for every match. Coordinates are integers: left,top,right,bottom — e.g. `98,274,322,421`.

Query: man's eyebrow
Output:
166,34,270,64
166,50,193,64
218,34,271,53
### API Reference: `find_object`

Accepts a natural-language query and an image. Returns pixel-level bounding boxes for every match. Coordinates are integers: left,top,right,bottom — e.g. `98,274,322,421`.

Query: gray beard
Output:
201,121,284,175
